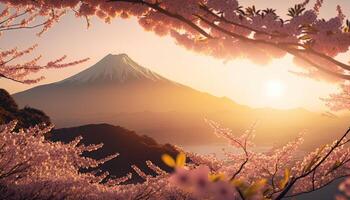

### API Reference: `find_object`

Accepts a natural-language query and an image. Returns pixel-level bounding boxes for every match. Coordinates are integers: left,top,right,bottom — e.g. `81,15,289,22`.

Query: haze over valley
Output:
13,54,350,150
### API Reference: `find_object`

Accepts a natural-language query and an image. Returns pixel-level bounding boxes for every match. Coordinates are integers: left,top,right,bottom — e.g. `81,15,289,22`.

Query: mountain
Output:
13,54,350,149
49,123,178,183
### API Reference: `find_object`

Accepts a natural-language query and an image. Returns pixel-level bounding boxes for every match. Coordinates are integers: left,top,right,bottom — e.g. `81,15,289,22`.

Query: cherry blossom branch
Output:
195,14,350,80
0,6,88,84
0,73,27,83
281,47,350,79
284,175,349,198
230,150,249,181
109,0,350,82
198,5,350,73
275,127,350,200
229,125,254,181
0,10,28,25
297,48,350,71
198,4,287,38
109,0,212,38
0,20,49,32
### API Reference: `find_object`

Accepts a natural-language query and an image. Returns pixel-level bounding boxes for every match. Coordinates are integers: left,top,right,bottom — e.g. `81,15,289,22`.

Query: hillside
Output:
50,123,178,183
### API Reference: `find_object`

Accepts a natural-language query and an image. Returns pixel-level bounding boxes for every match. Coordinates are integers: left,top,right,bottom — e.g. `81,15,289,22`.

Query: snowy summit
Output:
61,54,165,84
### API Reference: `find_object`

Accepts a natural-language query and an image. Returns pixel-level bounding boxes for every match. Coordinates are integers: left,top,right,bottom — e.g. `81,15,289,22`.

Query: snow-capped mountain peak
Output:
60,53,165,84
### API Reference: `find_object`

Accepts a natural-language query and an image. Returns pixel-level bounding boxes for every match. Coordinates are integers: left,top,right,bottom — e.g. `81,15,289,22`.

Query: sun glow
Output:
265,80,285,98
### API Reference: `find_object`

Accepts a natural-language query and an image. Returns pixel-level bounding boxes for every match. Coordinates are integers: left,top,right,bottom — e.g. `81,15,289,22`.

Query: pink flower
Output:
211,181,237,200
339,178,350,197
190,166,211,195
170,168,191,187
336,195,348,200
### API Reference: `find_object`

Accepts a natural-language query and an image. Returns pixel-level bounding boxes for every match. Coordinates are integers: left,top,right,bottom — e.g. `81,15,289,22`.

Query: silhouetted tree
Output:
0,89,17,112
0,88,50,128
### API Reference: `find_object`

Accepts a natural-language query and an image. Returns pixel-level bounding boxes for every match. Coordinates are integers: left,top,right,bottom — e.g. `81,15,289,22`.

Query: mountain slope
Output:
13,54,350,149
49,123,178,183
14,54,243,115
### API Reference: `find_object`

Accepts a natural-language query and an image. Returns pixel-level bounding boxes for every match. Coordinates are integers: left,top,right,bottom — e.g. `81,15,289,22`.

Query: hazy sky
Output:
1,0,350,111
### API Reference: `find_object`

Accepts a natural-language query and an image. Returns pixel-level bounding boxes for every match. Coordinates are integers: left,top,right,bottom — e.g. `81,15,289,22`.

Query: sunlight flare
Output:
264,80,285,98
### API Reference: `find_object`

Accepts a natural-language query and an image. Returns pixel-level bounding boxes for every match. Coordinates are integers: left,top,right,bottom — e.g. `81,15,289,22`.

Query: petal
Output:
176,152,186,167
162,154,176,167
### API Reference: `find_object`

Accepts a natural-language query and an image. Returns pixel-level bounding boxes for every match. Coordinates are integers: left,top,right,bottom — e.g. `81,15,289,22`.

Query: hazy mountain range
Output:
0,89,178,183
13,54,350,149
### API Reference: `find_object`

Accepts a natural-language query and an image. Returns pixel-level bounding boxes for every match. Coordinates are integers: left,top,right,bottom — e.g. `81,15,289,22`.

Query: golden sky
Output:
1,0,350,111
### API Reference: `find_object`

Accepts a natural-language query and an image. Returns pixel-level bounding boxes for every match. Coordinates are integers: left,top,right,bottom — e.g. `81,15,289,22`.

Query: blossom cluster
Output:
0,121,203,199
161,120,350,199
0,121,157,199
322,83,350,111
0,121,119,199
0,5,88,84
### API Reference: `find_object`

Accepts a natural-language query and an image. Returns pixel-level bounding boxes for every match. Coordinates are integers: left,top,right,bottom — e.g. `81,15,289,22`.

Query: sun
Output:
264,80,285,98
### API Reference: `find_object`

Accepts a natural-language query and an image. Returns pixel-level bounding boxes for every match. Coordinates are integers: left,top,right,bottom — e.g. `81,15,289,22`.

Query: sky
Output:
1,0,350,112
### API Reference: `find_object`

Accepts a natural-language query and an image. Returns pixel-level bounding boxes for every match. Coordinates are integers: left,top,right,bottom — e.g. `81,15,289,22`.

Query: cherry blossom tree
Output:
0,120,201,199
0,120,170,200
2,118,350,199
0,120,118,199
148,120,350,200
0,4,88,84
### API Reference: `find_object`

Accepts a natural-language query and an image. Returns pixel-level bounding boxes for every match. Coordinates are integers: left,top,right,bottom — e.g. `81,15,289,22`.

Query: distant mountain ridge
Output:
13,54,350,149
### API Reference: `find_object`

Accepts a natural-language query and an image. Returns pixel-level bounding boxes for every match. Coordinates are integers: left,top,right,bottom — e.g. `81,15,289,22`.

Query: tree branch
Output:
275,127,350,200
109,0,213,39
108,0,350,80
198,4,287,39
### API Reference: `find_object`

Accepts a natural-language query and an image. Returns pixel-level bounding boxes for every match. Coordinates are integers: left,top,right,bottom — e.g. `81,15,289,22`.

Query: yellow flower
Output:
208,173,225,182
244,179,267,198
231,179,245,187
162,152,186,168
279,168,290,189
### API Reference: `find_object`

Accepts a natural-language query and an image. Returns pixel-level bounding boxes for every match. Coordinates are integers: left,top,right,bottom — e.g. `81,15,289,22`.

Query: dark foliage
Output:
0,88,51,128
0,89,18,112
15,106,51,129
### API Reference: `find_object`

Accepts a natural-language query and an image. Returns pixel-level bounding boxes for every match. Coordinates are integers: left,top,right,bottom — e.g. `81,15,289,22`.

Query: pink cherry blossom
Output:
339,178,350,197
